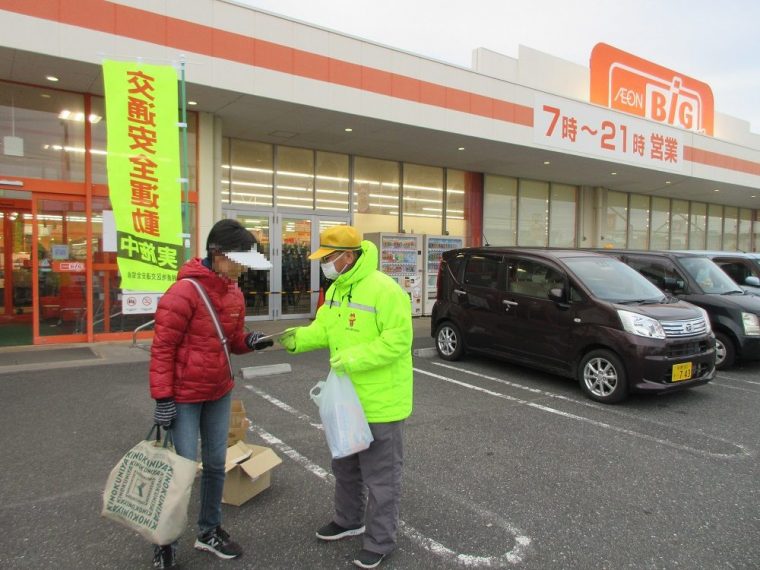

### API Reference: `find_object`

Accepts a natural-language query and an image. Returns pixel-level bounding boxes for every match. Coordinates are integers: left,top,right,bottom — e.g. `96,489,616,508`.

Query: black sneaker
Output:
353,549,386,569
194,526,243,560
152,544,177,569
315,521,365,541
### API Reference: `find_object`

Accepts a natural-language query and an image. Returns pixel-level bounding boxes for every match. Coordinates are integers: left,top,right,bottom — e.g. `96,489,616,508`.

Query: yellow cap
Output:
308,225,362,260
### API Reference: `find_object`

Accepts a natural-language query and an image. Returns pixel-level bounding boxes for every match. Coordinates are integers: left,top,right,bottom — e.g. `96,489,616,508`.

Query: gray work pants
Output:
331,420,405,554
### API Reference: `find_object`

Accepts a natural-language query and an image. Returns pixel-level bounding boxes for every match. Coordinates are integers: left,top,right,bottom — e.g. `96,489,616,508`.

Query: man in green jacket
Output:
279,225,413,569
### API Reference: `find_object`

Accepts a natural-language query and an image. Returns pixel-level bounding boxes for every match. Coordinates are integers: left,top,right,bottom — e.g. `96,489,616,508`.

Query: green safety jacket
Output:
292,240,413,423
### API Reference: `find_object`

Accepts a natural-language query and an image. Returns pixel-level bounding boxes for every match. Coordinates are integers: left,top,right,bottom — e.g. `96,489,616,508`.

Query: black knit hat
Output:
206,219,256,256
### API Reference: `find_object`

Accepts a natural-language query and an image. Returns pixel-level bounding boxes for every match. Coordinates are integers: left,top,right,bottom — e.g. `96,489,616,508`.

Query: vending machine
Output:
364,232,423,316
422,235,464,315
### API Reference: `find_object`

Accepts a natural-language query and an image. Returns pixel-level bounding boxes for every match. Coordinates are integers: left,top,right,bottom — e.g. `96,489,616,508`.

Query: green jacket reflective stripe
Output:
292,240,413,423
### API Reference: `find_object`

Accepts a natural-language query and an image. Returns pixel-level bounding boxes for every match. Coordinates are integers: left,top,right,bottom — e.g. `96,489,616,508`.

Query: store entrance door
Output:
224,209,348,321
35,196,89,343
0,201,33,346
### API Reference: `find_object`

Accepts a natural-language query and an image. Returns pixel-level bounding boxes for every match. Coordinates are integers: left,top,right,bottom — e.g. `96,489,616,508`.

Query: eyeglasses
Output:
321,250,344,263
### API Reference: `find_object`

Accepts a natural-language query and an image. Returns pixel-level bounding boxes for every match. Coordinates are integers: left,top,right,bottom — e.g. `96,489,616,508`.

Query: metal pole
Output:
179,56,191,262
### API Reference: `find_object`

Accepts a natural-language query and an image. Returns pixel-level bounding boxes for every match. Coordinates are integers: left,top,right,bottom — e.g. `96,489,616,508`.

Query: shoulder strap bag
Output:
182,278,233,379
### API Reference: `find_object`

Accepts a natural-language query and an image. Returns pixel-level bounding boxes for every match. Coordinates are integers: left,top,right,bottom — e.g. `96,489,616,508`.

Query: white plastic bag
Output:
310,369,374,458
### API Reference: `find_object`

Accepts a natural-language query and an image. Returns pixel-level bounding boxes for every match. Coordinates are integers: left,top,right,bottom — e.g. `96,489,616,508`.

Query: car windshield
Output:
680,257,744,294
564,257,666,303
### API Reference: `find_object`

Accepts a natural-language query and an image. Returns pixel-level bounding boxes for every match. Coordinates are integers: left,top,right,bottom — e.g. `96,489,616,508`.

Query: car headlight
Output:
618,309,666,339
742,312,760,336
696,306,712,334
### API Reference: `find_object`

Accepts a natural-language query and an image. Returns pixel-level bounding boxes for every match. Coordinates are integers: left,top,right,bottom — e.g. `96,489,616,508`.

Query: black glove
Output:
154,398,176,427
246,331,274,351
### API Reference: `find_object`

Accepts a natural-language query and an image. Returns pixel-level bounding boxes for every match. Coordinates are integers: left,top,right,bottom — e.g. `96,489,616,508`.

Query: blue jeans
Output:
171,391,231,535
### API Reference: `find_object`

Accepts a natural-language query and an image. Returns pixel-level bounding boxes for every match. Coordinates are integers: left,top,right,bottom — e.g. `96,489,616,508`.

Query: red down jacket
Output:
149,258,251,403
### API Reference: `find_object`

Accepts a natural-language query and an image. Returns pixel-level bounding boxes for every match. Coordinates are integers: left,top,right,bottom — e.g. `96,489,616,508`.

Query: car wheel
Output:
714,331,735,370
435,321,464,361
578,349,628,404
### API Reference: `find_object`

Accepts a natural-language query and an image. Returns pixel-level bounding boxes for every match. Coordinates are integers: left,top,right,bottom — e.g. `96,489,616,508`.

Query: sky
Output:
235,0,759,134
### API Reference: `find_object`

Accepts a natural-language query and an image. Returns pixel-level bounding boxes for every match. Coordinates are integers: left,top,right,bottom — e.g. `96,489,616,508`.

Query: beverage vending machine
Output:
422,235,464,315
364,232,423,316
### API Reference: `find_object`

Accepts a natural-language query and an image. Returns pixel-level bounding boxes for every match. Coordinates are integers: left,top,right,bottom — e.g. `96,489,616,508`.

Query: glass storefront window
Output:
185,112,198,192
277,146,314,210
549,184,576,247
402,163,443,234
518,180,548,246
353,156,399,234
483,175,517,245
628,194,650,250
671,200,688,249
0,82,85,182
689,202,707,249
738,209,752,252
235,214,271,317
723,206,738,251
315,151,348,212
1,209,33,326
221,138,231,202
604,191,628,248
445,169,465,238
706,203,723,250
228,139,273,206
91,96,107,184
280,217,311,315
650,197,670,250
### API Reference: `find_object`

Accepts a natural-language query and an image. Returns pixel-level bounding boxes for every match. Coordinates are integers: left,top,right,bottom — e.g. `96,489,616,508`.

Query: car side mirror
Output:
661,277,685,292
548,287,565,303
745,276,760,287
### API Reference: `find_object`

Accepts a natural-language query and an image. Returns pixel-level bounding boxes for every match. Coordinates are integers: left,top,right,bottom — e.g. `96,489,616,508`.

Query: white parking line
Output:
245,385,532,566
429,361,747,440
414,366,751,460
716,373,760,386
246,384,324,430
708,382,760,394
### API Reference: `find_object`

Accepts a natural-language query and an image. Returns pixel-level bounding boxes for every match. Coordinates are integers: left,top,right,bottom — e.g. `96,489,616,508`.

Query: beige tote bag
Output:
102,426,197,545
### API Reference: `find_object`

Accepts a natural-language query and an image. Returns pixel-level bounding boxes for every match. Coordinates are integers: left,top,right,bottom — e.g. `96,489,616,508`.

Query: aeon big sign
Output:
590,43,714,136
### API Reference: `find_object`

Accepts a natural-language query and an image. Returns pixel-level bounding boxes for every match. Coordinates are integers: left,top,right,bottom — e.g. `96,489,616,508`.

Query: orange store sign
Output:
590,43,714,136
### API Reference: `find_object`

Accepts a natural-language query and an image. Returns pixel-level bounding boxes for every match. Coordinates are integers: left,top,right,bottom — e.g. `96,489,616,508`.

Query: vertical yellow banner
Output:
103,61,183,293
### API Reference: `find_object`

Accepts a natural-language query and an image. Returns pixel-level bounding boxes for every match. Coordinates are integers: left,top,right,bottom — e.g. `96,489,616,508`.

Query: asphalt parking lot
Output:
1,333,758,569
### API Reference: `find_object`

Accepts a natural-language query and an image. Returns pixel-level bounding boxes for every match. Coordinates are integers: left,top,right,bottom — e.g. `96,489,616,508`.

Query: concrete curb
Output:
413,347,438,358
240,363,293,379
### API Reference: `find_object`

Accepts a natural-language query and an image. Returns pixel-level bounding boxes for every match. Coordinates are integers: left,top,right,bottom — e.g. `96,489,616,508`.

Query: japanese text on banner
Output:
103,61,183,293
533,94,687,174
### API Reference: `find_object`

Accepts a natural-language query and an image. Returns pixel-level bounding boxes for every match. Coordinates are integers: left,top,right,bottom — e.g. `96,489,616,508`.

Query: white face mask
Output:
320,251,346,280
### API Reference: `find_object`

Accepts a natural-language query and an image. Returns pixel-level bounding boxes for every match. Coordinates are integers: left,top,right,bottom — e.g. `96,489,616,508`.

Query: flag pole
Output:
178,54,191,262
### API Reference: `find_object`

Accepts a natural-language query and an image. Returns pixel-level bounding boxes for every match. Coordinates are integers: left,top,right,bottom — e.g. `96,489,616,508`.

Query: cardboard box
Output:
228,399,250,447
227,417,251,447
222,441,282,506
230,399,247,428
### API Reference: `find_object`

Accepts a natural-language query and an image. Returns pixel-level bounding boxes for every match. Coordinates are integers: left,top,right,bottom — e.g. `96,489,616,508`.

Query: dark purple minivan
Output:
431,247,716,403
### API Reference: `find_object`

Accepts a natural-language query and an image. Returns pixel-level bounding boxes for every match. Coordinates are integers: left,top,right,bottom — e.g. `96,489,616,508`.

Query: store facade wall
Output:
2,0,759,343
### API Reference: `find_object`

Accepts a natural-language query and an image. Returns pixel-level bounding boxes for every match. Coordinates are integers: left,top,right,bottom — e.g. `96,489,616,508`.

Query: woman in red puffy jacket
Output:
149,219,272,569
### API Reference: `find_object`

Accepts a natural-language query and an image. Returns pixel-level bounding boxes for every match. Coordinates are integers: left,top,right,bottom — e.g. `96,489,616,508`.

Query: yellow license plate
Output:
671,362,693,382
